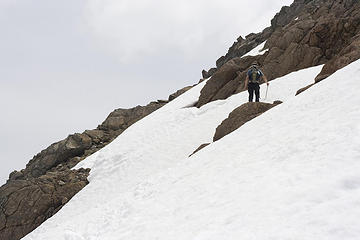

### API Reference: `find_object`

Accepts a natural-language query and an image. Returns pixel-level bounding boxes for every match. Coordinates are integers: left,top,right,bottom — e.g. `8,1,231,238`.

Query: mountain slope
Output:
1,1,359,239
198,0,360,107
24,60,360,239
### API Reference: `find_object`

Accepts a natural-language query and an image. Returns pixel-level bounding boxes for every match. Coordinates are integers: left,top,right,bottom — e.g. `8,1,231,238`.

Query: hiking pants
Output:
248,82,260,102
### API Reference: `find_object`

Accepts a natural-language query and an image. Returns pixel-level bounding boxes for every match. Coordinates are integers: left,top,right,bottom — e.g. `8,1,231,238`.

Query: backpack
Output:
248,66,262,83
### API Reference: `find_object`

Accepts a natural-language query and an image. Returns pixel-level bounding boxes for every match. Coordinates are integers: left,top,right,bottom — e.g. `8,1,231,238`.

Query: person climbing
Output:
244,61,269,102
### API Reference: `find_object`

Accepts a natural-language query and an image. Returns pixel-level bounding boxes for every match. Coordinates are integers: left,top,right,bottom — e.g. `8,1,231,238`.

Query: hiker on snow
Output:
244,61,269,102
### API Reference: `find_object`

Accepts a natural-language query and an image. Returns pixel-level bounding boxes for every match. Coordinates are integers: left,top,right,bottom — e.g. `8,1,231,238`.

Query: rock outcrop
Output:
189,143,211,157
168,86,193,101
190,101,282,156
7,84,194,184
201,0,307,79
197,0,360,108
0,168,89,240
2,0,360,238
9,101,167,183
316,34,360,82
0,96,181,239
0,83,194,240
296,83,315,95
213,102,281,142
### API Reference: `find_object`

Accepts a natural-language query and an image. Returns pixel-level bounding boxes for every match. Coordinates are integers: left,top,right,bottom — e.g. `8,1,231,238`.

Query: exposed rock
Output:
3,1,360,239
18,133,92,179
198,0,360,107
315,35,360,82
202,68,217,79
189,143,211,157
273,100,283,105
6,102,166,183
196,57,260,107
206,0,306,72
196,62,240,107
213,102,280,142
270,0,306,30
215,31,269,70
1,101,167,239
296,83,316,95
168,86,193,101
0,168,90,240
98,102,165,136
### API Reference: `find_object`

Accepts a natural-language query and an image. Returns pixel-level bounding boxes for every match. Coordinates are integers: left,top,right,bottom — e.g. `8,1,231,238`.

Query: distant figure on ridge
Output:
244,61,269,102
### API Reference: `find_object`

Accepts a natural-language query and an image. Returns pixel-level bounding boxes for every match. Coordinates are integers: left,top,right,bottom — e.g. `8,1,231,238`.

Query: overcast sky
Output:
0,0,292,185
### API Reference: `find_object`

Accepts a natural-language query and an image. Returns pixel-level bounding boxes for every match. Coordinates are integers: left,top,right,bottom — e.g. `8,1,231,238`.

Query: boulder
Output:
213,102,281,142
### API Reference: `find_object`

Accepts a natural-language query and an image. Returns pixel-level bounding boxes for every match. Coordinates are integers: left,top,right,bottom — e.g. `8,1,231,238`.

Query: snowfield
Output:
24,61,360,240
242,41,267,57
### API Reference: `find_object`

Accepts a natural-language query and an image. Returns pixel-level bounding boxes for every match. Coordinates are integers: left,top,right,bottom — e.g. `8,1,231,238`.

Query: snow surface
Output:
24,61,360,240
242,41,267,57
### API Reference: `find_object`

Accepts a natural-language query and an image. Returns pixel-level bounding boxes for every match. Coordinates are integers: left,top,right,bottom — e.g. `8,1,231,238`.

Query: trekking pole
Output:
265,84,269,100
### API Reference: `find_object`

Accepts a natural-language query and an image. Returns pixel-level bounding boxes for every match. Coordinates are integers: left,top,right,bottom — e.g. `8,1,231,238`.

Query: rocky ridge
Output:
0,88,192,240
2,0,360,239
198,0,360,107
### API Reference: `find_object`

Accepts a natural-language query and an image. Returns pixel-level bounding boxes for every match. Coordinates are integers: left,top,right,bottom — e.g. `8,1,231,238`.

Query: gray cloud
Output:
84,0,291,63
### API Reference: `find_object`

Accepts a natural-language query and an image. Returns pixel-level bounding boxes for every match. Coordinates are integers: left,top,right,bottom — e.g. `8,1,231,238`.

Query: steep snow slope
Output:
242,41,267,57
24,62,360,240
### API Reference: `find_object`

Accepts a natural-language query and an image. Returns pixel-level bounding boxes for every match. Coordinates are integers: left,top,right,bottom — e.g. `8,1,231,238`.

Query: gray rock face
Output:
213,102,281,142
198,0,360,108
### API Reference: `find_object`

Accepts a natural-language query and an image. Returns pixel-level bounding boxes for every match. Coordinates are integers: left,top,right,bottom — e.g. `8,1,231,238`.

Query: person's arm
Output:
244,74,249,89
